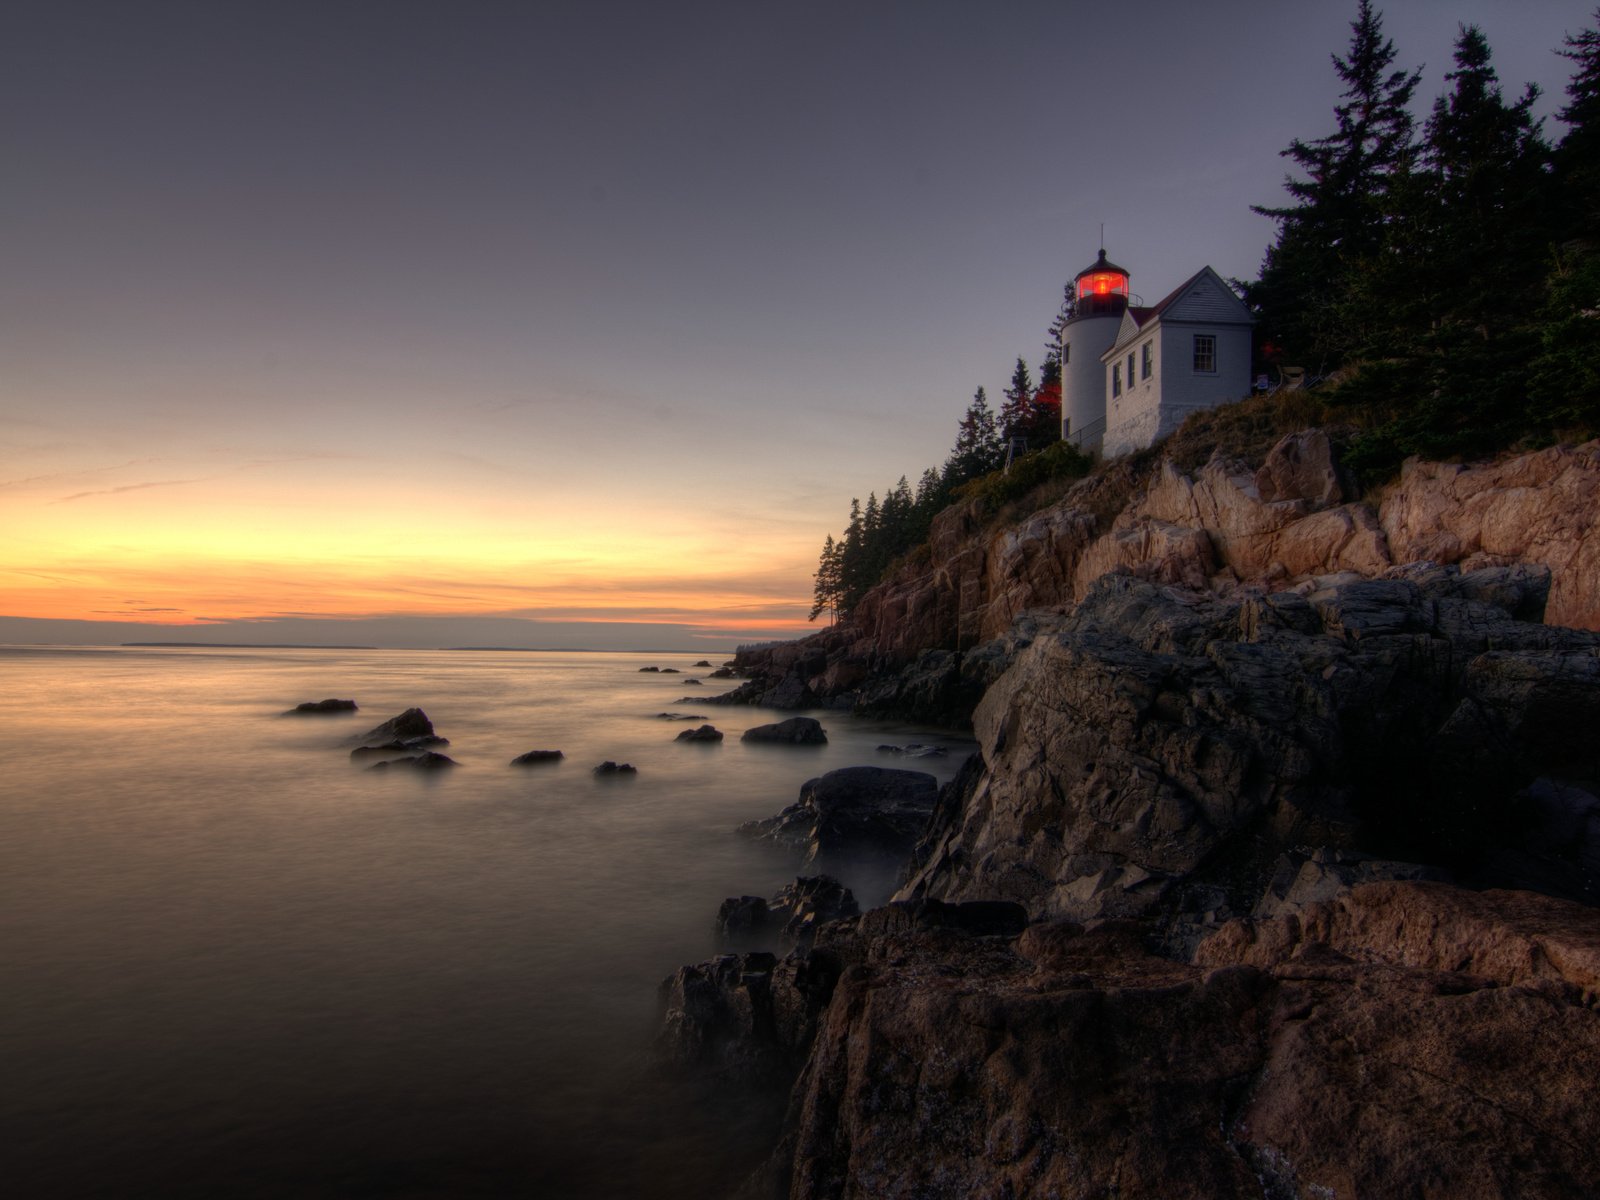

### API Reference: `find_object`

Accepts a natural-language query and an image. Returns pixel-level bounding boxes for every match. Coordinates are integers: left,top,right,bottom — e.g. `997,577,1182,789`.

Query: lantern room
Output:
1073,249,1131,319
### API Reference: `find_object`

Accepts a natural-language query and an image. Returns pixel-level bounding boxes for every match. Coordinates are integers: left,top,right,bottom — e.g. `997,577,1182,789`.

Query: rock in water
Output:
741,717,827,745
510,749,563,766
367,751,456,771
739,766,938,865
349,708,439,747
285,698,357,715
675,724,724,743
593,761,637,776
350,738,450,759
715,895,771,937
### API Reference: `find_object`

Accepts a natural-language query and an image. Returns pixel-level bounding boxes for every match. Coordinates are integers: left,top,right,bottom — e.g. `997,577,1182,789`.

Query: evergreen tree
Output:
944,387,1003,486
999,357,1035,444
1422,25,1550,329
914,467,946,523
1250,1,1422,369
1553,10,1600,240
879,476,914,556
1045,282,1075,363
1029,360,1063,447
808,535,842,623
1530,11,1600,438
861,492,885,582
836,498,867,613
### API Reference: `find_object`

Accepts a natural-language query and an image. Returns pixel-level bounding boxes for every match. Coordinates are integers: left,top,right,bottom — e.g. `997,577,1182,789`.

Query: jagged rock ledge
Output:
707,435,1600,726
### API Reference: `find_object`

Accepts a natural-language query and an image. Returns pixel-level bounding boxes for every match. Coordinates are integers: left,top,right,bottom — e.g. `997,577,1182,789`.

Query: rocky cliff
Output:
663,434,1600,1198
717,434,1600,721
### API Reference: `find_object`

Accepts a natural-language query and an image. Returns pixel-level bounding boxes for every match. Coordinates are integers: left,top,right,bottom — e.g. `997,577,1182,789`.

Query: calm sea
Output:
0,646,973,1199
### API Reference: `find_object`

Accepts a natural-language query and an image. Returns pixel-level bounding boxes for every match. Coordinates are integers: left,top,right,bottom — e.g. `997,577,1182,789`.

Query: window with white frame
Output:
1126,352,1135,387
1112,363,1121,397
1193,335,1216,374
1141,342,1152,380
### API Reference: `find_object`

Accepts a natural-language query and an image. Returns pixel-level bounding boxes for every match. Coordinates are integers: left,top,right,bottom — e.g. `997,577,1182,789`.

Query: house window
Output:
1127,352,1135,386
1193,335,1217,373
1141,342,1152,380
1112,364,1121,397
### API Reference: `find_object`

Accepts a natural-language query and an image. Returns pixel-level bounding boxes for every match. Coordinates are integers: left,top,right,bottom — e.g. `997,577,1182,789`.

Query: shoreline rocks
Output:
510,749,564,766
739,766,940,868
658,551,1600,1197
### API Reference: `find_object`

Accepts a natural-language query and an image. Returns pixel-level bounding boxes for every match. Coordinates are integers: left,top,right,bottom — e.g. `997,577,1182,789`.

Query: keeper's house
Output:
1060,251,1254,457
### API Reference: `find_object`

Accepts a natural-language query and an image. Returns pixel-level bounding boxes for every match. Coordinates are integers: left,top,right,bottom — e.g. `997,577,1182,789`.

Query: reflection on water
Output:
0,647,973,1198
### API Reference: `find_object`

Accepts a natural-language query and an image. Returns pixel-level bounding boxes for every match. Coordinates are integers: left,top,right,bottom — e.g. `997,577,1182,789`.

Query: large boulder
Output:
675,724,724,743
741,717,827,745
739,767,939,866
899,574,1600,922
349,708,442,748
1380,440,1600,631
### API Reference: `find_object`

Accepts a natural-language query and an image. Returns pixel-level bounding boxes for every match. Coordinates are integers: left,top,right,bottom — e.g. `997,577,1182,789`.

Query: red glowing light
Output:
1077,271,1128,302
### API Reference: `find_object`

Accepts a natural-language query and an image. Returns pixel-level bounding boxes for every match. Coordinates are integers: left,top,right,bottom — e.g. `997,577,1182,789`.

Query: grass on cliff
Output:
944,383,1358,542
883,370,1591,590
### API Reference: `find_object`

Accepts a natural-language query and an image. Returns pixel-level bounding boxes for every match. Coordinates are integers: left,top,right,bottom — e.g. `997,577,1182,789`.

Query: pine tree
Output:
1250,0,1422,369
1529,11,1600,438
879,476,914,557
944,387,1003,486
836,498,866,614
1423,25,1550,329
1029,359,1063,447
914,467,945,522
999,357,1035,444
1553,10,1600,240
1045,282,1075,363
808,535,842,623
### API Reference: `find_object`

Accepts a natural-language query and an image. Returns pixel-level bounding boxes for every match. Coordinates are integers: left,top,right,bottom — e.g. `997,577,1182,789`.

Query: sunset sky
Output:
4,0,1593,649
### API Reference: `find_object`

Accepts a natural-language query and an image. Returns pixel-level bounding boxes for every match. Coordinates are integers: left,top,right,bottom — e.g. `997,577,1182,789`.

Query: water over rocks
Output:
738,766,939,868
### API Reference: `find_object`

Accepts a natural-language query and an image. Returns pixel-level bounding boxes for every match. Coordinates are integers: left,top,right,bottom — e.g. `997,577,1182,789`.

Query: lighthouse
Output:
1061,248,1130,453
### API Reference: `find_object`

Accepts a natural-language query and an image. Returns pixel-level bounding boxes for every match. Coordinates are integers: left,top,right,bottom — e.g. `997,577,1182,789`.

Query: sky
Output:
3,0,1595,650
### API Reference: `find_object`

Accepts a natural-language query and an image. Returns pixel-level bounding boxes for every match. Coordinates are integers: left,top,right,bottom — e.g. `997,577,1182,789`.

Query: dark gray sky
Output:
3,0,1595,648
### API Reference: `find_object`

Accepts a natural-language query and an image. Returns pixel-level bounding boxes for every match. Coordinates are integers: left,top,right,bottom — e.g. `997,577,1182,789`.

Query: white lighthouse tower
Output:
1061,248,1131,454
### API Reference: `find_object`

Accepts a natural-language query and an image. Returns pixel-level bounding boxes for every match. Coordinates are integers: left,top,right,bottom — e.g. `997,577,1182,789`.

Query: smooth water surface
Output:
0,647,974,1198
